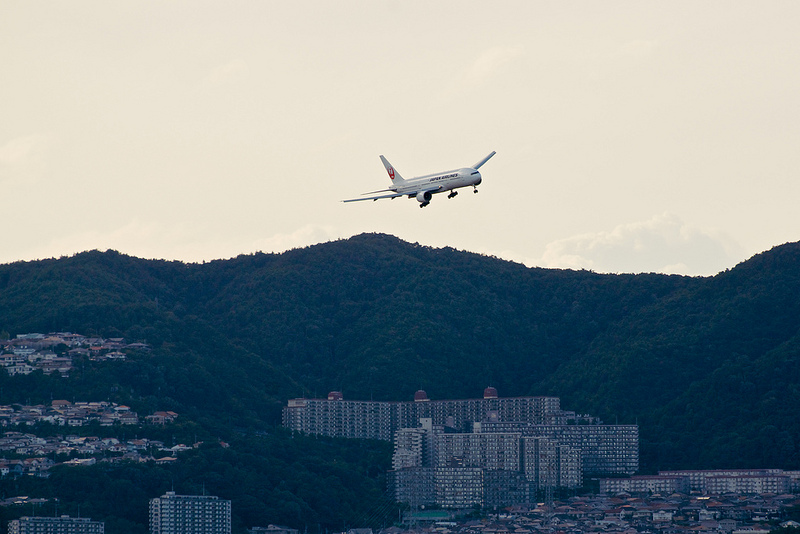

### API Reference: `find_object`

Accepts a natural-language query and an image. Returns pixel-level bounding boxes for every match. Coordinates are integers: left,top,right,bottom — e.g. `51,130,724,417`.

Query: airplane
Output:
342,151,496,208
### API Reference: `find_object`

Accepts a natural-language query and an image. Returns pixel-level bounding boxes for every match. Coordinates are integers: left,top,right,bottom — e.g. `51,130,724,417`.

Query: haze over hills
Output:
1,232,800,475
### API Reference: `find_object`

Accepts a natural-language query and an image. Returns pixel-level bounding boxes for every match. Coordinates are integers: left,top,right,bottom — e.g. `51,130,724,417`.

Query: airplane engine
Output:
416,191,432,204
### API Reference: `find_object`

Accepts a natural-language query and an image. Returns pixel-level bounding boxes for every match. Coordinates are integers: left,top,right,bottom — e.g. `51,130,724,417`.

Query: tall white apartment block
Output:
149,492,231,534
283,388,567,441
284,388,637,477
436,431,522,471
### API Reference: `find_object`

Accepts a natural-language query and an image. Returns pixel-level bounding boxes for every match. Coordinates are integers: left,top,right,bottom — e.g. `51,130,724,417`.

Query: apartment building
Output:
532,424,639,477
436,432,522,471
435,467,484,509
286,387,637,508
397,389,564,430
392,467,436,508
599,475,691,494
392,428,428,470
483,469,528,508
282,395,396,441
149,492,231,534
521,436,583,490
8,516,104,534
282,388,566,440
601,469,793,496
705,474,790,495
659,469,786,493
392,422,584,508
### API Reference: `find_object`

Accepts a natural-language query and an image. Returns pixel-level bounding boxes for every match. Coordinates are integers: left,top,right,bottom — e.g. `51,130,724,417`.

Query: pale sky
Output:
2,1,798,275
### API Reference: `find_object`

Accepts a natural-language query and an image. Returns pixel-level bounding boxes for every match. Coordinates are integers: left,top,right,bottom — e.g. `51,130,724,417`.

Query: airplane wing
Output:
472,151,496,170
342,186,441,203
342,192,405,203
360,188,396,195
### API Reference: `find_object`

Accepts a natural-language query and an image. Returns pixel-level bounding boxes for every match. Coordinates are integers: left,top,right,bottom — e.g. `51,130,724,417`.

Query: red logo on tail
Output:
388,167,395,180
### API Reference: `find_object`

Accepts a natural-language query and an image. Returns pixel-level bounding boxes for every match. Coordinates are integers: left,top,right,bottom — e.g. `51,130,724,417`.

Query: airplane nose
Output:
475,173,482,185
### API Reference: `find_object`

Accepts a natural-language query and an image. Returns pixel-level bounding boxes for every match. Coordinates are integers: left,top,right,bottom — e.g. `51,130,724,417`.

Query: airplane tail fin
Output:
380,155,405,184
472,151,496,170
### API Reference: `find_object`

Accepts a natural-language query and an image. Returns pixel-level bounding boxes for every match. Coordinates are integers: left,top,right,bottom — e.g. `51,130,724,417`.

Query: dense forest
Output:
2,232,800,532
0,424,393,534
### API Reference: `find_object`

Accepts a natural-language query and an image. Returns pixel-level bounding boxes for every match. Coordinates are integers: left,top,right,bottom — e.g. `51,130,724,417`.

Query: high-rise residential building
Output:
436,431,522,471
392,427,428,469
483,469,528,508
396,389,566,431
434,467,484,509
557,444,582,489
149,492,231,534
531,424,639,477
283,395,396,441
391,421,583,508
477,421,637,477
391,467,436,508
522,436,563,489
8,516,104,534
285,387,637,508
283,388,568,440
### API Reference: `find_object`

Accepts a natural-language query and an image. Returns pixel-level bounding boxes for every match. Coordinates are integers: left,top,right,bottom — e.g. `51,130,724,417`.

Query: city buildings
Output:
283,388,637,475
283,388,573,442
599,469,800,495
284,388,638,509
8,516,104,534
390,418,585,508
599,474,692,494
149,492,231,534
529,424,639,477
660,469,796,494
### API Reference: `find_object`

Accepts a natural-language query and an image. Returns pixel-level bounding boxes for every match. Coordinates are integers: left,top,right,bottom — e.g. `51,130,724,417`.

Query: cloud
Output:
6,220,190,263
466,46,523,85
250,224,344,254
201,59,250,87
617,39,658,59
0,134,50,184
4,221,348,265
536,213,742,276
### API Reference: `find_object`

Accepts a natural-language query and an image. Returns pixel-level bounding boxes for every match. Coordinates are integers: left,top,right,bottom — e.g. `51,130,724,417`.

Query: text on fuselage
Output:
429,173,458,182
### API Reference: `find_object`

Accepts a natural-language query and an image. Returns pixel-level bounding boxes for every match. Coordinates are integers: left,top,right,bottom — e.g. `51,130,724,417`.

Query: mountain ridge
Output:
1,233,800,472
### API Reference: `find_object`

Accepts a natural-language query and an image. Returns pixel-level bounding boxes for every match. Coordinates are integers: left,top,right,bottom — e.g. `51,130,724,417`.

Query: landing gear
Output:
419,202,429,208
473,187,479,194
448,191,458,199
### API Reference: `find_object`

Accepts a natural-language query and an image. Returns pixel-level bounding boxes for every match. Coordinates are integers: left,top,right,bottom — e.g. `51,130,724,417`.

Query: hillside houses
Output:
0,401,178,429
145,411,179,425
0,332,151,376
0,401,144,427
0,427,214,478
0,399,181,467
0,432,173,477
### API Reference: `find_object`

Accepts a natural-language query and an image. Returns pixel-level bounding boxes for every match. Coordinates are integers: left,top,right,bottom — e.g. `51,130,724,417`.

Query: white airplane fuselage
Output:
342,151,495,207
394,167,482,196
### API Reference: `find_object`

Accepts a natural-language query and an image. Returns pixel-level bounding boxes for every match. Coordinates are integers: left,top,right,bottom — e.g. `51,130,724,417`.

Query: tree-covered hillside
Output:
2,232,800,529
0,428,393,534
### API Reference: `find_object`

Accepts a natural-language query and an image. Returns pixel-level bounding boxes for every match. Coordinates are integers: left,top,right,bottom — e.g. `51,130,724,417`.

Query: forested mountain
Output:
2,233,800,531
